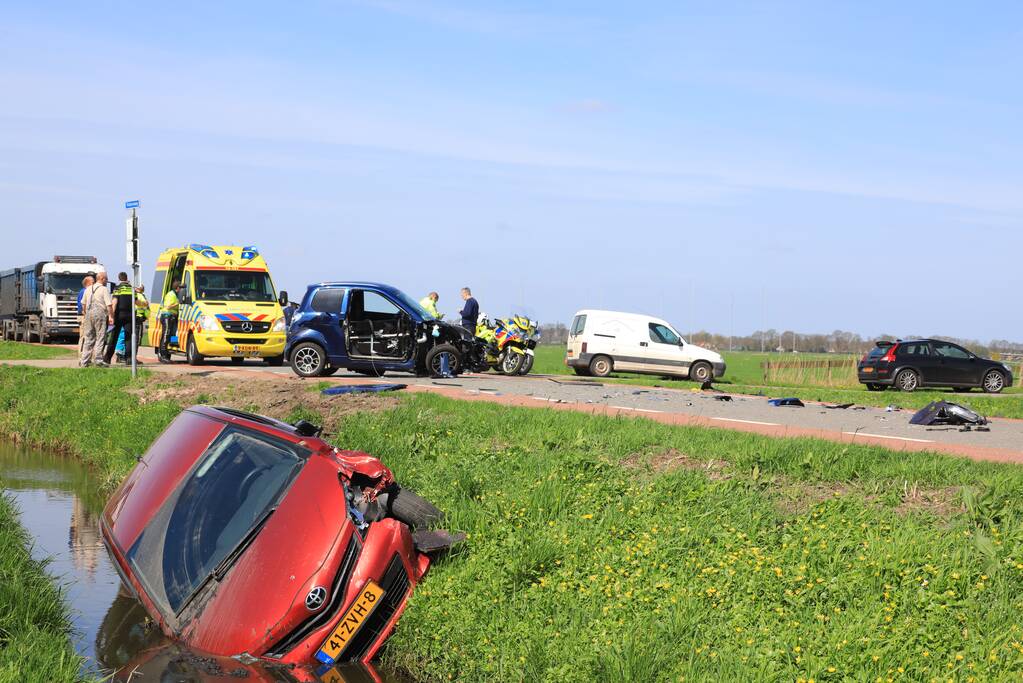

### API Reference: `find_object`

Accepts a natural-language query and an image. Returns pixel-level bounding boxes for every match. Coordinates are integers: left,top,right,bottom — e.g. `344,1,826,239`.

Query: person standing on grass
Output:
458,287,479,332
419,292,441,319
158,281,181,363
79,271,112,367
103,273,136,366
77,275,94,354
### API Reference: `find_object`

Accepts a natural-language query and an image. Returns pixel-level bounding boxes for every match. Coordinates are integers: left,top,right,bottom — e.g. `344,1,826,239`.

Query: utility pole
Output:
729,290,734,352
760,287,766,353
125,200,140,379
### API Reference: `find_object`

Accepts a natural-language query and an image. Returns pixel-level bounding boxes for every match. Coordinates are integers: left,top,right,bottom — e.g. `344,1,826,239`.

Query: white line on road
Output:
711,417,780,426
842,432,933,443
610,406,663,413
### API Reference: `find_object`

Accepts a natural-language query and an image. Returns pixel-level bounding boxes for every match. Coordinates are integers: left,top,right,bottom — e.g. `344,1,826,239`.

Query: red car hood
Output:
179,454,353,656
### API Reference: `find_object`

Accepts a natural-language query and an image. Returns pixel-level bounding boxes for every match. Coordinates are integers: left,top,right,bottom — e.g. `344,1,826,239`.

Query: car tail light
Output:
581,342,587,354
880,344,899,363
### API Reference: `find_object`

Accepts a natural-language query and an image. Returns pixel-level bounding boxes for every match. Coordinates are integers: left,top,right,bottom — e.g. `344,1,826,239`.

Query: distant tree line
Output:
539,323,1021,357
685,330,1023,357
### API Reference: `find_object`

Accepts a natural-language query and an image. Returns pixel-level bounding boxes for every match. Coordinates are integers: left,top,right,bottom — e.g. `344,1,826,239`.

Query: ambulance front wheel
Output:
186,337,205,366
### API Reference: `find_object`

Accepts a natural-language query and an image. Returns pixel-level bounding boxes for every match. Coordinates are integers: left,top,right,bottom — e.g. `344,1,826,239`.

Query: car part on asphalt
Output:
714,395,733,401
825,403,855,409
321,384,407,395
768,397,805,407
910,401,989,427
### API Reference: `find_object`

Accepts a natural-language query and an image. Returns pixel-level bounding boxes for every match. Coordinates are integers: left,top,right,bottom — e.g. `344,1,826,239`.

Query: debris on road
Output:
910,401,989,429
714,395,733,402
768,397,805,407
825,402,855,409
321,383,407,395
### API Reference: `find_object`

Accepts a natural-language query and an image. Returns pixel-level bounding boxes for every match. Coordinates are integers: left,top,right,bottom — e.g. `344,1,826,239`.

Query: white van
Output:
565,309,726,382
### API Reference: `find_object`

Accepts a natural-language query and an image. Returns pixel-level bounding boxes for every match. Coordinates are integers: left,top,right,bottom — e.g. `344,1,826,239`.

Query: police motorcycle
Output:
472,313,531,375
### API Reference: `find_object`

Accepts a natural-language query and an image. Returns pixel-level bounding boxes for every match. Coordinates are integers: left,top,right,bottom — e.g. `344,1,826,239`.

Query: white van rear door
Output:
566,313,587,361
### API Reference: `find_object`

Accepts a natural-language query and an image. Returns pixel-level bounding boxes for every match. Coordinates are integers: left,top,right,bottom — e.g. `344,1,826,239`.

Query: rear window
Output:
570,314,587,336
126,427,308,616
311,288,345,313
898,343,930,357
867,347,886,359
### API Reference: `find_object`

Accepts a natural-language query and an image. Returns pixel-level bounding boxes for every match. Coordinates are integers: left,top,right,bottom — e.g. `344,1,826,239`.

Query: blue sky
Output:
2,1,1020,340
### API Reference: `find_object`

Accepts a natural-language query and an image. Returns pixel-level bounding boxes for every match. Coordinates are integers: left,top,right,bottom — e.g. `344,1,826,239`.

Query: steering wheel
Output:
236,466,267,505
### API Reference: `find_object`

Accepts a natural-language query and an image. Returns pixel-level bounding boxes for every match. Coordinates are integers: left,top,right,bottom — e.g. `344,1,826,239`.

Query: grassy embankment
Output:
5,365,1023,679
0,493,84,681
0,340,74,360
532,345,1023,419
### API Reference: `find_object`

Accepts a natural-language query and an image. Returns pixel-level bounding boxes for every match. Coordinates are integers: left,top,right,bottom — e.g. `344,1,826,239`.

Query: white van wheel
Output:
589,355,613,377
689,361,712,383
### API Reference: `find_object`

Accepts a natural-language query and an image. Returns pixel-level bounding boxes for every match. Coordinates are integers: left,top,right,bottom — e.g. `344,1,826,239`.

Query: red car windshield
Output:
126,426,308,616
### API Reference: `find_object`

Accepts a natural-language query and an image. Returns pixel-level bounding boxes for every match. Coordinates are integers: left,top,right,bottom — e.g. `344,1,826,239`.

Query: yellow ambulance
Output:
148,244,288,365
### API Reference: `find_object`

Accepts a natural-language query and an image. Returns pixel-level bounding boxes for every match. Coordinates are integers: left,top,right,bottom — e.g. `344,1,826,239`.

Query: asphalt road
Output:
10,347,1023,463
154,351,1023,458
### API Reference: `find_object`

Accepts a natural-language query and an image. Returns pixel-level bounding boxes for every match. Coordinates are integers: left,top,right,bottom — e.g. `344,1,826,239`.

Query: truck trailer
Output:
0,256,105,343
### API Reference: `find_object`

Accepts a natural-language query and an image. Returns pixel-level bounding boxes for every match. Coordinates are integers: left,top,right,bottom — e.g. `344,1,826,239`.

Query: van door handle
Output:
640,342,648,347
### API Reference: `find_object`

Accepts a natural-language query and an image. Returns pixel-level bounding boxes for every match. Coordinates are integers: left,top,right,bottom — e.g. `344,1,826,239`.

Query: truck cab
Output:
149,245,287,365
0,255,104,343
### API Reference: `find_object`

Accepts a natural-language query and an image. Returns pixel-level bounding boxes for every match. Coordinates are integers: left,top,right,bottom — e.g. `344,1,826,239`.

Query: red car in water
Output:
101,405,454,674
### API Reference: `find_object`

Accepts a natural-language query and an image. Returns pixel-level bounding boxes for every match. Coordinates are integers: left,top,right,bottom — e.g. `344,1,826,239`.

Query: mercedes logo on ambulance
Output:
305,586,327,611
241,321,253,333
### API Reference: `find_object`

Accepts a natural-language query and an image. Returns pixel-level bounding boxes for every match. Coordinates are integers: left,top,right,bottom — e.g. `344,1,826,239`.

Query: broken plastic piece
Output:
825,403,855,409
412,529,467,554
714,395,733,402
768,397,804,407
909,401,988,427
321,384,407,395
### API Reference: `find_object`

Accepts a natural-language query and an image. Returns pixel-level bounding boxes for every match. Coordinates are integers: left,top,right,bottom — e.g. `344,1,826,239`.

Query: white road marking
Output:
842,432,933,443
711,417,780,426
610,406,662,413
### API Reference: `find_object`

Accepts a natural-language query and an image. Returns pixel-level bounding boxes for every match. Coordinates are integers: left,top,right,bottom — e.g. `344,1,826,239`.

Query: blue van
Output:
285,282,477,377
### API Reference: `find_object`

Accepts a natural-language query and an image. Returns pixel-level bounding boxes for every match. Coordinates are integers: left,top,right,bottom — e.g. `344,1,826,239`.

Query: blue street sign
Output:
125,200,140,209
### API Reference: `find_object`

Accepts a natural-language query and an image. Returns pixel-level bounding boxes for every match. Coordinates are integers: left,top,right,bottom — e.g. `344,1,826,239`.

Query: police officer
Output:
104,273,136,366
158,281,181,363
419,291,441,319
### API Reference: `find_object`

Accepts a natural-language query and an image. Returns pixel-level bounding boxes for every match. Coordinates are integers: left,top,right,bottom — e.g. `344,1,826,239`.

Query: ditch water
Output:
0,443,404,682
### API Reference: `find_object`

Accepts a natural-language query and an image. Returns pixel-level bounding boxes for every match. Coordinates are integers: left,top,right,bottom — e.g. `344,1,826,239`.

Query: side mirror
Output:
278,291,288,307
181,294,193,306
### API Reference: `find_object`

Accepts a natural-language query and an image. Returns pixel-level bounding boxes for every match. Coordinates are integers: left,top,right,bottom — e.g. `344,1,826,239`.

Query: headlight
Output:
200,314,220,331
272,317,287,332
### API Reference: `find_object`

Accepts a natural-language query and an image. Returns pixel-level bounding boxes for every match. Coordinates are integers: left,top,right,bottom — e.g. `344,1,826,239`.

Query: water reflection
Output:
0,444,404,682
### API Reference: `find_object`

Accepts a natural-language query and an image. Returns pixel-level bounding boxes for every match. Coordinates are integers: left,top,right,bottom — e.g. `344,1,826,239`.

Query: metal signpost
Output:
125,200,141,378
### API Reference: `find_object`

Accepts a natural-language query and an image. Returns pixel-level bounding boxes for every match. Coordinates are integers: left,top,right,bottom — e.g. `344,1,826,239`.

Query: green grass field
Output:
0,341,74,360
0,492,84,682
532,345,1023,419
4,365,1023,680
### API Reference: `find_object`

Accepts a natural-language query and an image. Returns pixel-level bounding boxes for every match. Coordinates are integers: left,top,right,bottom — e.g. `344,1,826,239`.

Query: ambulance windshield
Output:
195,270,276,302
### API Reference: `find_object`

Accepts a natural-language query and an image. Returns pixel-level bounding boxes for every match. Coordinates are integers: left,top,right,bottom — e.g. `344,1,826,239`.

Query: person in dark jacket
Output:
459,287,479,331
103,272,137,365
